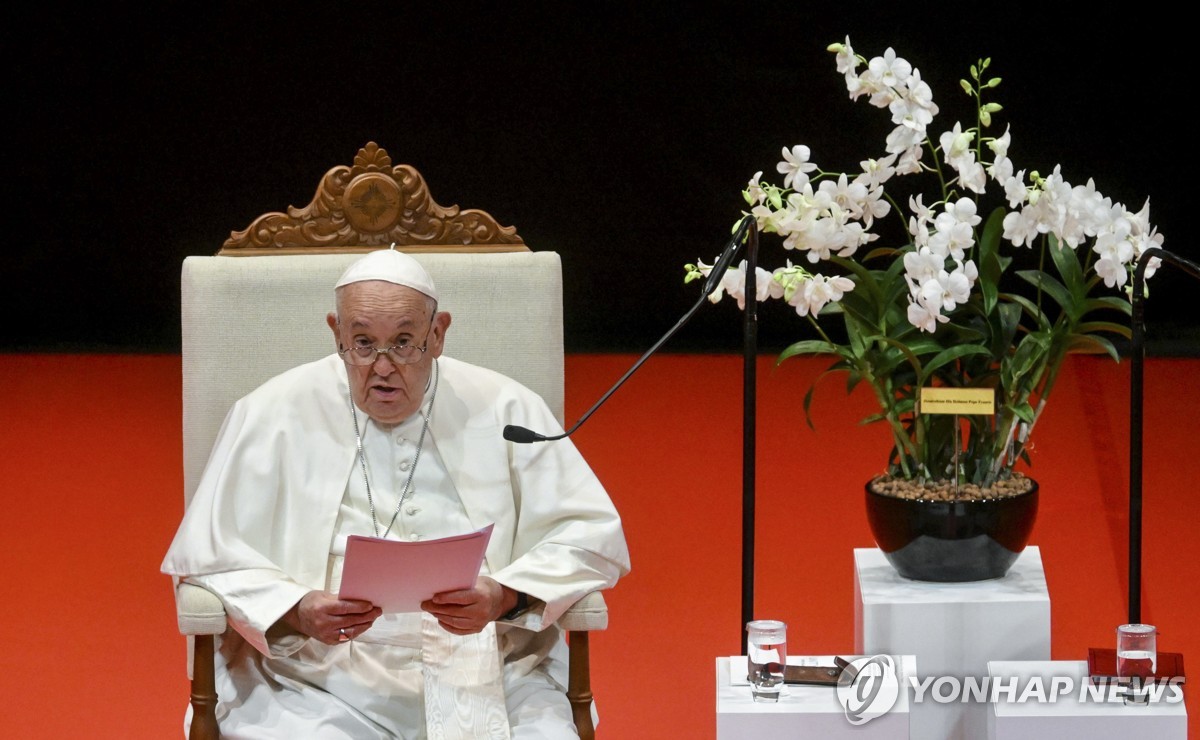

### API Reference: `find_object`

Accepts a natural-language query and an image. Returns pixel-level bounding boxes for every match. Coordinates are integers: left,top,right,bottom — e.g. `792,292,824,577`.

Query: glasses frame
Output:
337,320,436,367
338,342,429,367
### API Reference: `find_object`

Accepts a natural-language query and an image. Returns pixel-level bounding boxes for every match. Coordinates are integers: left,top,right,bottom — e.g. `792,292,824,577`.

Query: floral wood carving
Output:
219,142,526,255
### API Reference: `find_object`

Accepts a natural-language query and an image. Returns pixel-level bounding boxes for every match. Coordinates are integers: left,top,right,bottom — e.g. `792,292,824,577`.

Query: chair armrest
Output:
176,581,228,636
559,591,608,632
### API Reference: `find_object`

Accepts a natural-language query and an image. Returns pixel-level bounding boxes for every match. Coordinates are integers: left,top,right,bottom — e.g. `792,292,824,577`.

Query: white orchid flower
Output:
986,125,1011,158
939,122,974,164
831,36,858,76
1094,257,1129,289
854,153,898,189
777,145,818,190
723,260,776,309
907,297,947,333
744,171,767,206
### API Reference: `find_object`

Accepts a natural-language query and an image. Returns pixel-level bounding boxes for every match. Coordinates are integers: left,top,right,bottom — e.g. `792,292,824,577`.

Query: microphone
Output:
503,215,755,444
702,215,754,298
502,424,553,443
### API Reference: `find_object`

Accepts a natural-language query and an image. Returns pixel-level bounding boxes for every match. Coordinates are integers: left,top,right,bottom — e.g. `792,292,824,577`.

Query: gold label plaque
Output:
920,387,995,415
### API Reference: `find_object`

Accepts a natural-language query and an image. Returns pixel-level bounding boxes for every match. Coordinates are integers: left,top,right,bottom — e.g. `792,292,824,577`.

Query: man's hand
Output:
281,590,382,644
422,576,516,635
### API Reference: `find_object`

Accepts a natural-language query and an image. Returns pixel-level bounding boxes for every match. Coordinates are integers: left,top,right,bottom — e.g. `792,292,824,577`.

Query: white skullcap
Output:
334,247,439,301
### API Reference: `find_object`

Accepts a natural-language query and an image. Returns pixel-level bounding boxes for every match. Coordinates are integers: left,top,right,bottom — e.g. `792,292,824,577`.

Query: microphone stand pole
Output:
741,220,759,655
499,214,759,651
1128,247,1200,623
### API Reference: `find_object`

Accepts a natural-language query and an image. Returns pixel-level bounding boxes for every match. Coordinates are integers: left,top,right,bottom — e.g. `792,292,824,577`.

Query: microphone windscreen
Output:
503,424,544,444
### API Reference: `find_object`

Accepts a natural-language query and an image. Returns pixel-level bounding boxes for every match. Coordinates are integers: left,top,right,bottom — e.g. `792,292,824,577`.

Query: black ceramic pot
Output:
864,478,1039,582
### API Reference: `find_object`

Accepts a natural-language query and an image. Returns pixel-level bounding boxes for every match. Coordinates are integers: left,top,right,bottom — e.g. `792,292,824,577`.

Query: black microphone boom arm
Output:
503,215,755,444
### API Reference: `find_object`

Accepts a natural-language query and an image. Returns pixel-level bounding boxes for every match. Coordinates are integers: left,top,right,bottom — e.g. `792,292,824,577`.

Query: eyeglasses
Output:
338,340,429,367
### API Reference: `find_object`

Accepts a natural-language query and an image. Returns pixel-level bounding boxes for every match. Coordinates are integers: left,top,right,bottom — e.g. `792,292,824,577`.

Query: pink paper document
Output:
338,524,494,613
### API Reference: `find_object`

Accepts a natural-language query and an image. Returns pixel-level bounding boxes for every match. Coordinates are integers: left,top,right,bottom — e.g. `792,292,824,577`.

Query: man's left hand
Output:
422,576,516,635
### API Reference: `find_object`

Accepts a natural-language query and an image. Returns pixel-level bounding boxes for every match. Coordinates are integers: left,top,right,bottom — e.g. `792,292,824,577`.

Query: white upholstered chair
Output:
172,143,609,739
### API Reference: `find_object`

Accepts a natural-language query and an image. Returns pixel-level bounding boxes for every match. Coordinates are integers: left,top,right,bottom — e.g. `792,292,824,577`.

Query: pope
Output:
162,248,630,739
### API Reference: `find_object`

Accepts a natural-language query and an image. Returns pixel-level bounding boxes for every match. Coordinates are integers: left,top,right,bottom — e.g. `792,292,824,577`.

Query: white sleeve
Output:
488,390,630,630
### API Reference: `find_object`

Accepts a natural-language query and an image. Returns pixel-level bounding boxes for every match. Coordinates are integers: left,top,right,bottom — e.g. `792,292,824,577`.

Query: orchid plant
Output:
685,38,1164,491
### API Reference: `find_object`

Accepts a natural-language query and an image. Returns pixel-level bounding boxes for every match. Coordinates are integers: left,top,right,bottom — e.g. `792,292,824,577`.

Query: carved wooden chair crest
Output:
174,142,609,739
220,141,526,254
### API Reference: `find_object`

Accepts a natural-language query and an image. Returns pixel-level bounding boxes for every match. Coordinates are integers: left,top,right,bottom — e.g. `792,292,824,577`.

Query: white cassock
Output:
161,354,630,739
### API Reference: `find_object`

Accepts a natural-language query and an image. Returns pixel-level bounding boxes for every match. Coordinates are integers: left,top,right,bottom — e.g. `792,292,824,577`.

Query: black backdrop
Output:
7,4,1196,354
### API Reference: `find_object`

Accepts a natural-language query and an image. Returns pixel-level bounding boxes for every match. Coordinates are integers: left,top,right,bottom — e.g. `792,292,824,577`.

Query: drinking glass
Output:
1117,623,1156,703
746,620,787,702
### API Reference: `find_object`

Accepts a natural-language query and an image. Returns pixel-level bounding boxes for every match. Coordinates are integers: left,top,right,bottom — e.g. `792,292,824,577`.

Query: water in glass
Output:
746,620,787,702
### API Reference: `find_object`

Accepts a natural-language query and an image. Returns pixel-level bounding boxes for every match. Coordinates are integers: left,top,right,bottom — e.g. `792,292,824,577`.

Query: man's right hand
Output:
281,590,382,644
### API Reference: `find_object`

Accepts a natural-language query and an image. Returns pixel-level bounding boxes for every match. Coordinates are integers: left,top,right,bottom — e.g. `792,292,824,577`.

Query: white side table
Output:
854,546,1051,740
987,660,1186,738
715,655,916,739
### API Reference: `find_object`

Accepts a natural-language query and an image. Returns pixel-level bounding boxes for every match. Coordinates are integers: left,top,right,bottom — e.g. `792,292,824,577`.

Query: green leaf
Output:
837,294,880,335
1015,269,1075,315
1076,321,1132,340
864,347,902,378
802,365,858,430
830,256,887,315
1068,333,1122,361
879,256,912,312
862,246,903,262
1046,234,1087,306
802,384,820,431
978,207,1007,313
1011,400,1036,424
986,301,1023,356
920,344,992,383
779,339,841,362
1000,291,1051,328
878,336,925,378
842,312,871,357
936,319,988,346
1083,295,1133,317
1002,330,1050,390
887,335,941,355
845,372,864,394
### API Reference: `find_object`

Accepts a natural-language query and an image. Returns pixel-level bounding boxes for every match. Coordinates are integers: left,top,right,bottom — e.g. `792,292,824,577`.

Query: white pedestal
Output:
987,660,1187,739
854,546,1051,740
716,655,915,739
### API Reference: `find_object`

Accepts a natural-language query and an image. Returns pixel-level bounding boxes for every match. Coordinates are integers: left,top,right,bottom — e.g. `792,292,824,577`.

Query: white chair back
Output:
181,251,564,503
